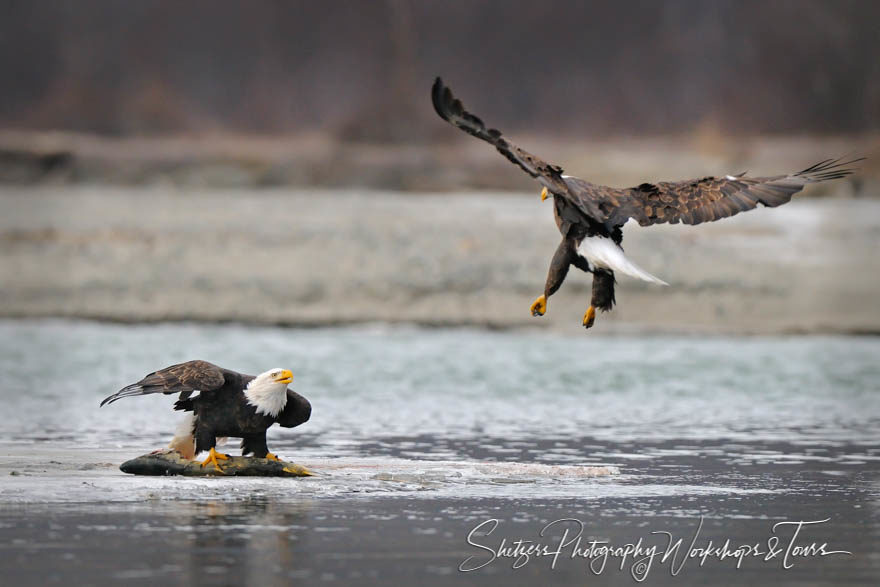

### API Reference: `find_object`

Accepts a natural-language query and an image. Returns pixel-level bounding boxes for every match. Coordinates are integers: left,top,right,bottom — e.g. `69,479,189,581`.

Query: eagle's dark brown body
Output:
547,196,624,313
431,77,861,328
101,360,311,458
174,370,310,457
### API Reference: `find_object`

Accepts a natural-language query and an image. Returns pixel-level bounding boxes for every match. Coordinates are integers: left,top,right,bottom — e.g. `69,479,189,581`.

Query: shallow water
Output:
0,320,878,584
3,320,880,444
0,319,878,499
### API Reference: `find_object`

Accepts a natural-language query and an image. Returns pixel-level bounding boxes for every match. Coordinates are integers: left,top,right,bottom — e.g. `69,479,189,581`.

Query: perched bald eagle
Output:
432,78,861,329
101,360,311,470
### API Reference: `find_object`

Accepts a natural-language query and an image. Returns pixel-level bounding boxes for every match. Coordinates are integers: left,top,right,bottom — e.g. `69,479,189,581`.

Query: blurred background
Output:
1,0,878,332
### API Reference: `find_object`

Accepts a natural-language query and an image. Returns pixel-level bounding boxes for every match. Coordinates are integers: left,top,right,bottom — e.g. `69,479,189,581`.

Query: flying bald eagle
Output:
432,77,861,329
101,361,311,471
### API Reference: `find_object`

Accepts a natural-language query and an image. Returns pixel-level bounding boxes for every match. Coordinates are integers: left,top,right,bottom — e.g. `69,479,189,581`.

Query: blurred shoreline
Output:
1,130,878,192
2,186,878,335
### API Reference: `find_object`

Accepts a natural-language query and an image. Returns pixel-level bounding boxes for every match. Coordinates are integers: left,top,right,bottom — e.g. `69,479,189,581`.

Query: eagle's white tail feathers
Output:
168,413,196,460
578,237,669,286
166,414,227,459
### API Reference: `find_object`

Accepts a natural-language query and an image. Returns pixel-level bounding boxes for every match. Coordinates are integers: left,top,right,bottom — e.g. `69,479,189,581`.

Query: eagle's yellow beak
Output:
276,369,294,385
541,187,549,201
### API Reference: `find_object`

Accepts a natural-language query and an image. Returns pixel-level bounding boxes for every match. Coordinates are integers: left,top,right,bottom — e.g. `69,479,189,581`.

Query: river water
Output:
0,319,878,584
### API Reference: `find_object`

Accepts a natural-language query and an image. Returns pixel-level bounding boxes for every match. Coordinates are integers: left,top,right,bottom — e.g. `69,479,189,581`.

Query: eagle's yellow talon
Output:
582,306,596,329
530,295,547,317
265,453,281,462
540,187,549,201
199,447,229,471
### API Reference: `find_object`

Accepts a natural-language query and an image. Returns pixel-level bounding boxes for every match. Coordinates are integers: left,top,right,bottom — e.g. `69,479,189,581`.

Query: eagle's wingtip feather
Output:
796,155,865,182
431,78,452,122
99,394,121,407
100,383,146,406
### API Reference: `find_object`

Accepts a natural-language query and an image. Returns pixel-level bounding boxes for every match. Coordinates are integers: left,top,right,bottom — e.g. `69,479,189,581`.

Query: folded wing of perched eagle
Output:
432,77,862,329
101,360,311,471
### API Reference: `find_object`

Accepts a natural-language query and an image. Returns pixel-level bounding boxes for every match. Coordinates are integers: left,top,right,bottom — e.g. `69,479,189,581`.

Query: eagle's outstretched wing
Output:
432,78,861,230
571,157,862,228
432,77,569,194
100,360,227,406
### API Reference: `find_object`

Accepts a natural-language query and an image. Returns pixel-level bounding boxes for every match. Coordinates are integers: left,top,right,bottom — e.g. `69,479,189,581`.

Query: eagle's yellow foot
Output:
540,187,549,201
265,453,281,462
530,295,547,317
199,447,230,471
582,306,596,329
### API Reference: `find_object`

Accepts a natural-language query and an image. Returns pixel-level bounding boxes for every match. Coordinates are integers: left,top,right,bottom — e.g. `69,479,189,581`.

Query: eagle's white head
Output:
244,368,293,417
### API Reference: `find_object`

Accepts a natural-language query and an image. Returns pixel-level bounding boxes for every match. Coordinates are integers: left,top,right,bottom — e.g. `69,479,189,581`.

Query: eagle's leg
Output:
241,433,279,460
196,428,230,470
584,269,616,329
531,238,575,317
199,447,229,471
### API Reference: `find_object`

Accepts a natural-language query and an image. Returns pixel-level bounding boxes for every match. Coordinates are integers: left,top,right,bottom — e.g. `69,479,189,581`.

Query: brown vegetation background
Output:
1,0,878,140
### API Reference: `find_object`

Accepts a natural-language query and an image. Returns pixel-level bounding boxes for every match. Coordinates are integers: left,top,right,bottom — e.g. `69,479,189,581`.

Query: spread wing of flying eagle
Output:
101,360,311,471
432,77,862,329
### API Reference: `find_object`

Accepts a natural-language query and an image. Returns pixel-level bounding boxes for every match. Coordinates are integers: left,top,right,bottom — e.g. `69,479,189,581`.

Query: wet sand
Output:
1,187,878,334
